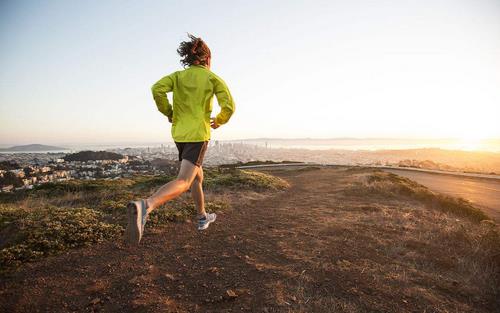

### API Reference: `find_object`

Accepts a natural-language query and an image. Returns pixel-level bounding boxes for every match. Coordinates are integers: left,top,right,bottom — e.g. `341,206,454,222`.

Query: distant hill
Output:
63,150,123,162
0,144,67,152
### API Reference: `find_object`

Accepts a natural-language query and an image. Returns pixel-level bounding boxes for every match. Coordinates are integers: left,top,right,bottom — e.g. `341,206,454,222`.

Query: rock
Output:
226,289,238,298
90,298,101,305
165,273,175,281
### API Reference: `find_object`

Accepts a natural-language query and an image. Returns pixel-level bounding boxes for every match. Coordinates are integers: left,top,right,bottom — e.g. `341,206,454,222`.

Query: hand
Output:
210,117,220,129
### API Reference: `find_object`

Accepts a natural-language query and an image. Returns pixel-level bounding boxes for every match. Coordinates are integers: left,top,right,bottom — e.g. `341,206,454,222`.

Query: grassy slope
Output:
0,166,498,312
0,168,288,271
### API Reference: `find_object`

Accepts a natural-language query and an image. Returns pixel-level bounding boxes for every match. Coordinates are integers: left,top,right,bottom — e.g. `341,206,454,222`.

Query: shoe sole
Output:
125,201,141,245
198,214,216,231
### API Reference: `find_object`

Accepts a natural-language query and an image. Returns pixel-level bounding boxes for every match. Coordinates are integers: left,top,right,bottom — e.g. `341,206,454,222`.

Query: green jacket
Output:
151,65,235,142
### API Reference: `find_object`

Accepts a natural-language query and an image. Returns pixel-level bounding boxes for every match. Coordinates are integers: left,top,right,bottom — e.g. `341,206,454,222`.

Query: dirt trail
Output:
0,167,497,313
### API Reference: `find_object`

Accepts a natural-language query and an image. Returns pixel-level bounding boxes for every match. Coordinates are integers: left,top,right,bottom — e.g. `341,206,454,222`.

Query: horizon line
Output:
1,136,500,147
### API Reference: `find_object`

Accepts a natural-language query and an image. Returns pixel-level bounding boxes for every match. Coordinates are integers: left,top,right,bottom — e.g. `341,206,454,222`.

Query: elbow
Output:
151,84,158,96
228,104,235,117
151,83,163,97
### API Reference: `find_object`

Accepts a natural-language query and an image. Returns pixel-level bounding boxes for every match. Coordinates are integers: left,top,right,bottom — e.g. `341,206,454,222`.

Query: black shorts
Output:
175,141,209,167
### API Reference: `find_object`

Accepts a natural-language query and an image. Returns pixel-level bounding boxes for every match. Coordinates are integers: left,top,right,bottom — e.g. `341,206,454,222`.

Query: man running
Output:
125,34,235,245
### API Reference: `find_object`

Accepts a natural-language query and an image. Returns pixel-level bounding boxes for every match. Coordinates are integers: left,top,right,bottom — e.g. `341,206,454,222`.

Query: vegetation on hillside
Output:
219,160,302,168
0,206,121,269
0,168,288,272
0,172,24,188
63,150,124,162
204,168,290,191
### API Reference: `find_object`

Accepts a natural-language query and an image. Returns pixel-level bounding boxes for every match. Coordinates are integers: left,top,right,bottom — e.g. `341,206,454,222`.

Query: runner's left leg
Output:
190,166,205,217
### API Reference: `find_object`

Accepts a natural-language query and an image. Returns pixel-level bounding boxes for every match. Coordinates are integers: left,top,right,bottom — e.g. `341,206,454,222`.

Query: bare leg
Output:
191,166,206,217
146,160,200,214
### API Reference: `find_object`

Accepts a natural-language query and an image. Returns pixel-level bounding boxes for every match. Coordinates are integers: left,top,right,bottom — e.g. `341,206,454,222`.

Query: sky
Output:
1,0,499,145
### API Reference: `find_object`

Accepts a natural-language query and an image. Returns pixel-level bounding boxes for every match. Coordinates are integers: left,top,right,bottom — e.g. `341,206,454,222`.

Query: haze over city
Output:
1,0,499,148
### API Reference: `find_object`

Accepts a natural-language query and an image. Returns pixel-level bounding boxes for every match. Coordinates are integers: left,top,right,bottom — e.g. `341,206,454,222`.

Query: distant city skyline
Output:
1,1,499,145
1,137,500,153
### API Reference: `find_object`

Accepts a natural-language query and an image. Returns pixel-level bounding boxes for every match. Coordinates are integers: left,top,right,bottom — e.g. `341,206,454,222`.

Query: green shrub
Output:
0,206,122,271
33,179,135,197
204,168,289,191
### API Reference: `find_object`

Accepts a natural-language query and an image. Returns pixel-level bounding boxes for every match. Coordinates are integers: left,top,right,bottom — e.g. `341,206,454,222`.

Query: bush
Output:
0,206,122,271
63,150,123,162
0,172,24,188
33,179,135,197
204,168,289,191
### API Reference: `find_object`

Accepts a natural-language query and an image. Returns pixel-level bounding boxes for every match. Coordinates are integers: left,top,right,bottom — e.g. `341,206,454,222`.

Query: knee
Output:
176,178,191,192
193,175,203,185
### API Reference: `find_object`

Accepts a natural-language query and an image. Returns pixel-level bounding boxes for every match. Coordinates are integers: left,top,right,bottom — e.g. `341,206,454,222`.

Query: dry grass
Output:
275,208,500,312
250,167,500,312
345,171,490,222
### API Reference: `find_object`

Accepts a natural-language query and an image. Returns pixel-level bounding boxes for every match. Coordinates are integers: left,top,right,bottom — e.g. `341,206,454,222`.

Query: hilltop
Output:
63,150,124,162
0,166,498,312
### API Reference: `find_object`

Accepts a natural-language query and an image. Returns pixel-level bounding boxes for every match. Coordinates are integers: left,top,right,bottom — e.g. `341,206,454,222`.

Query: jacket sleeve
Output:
212,75,235,125
151,73,175,119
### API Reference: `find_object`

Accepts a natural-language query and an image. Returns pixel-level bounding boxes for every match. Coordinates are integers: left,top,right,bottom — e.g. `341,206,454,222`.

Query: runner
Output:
125,34,235,245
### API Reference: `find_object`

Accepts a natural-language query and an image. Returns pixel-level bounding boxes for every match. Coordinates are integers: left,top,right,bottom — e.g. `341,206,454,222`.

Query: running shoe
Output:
125,199,148,244
198,212,216,230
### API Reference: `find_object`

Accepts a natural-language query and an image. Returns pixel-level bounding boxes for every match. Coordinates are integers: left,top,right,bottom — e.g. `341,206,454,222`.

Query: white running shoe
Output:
198,213,216,231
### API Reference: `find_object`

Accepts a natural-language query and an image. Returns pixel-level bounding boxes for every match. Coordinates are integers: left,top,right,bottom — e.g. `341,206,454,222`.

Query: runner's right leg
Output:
125,160,200,244
146,159,200,213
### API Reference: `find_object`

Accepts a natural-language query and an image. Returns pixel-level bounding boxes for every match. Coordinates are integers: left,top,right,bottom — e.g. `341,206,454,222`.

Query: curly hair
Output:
177,34,211,67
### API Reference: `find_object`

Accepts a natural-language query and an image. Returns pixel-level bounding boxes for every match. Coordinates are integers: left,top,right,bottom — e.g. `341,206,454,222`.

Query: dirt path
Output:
0,167,497,313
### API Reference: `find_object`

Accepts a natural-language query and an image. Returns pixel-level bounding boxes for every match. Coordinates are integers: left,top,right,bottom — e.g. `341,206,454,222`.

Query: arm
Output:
151,73,175,121
212,75,235,126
